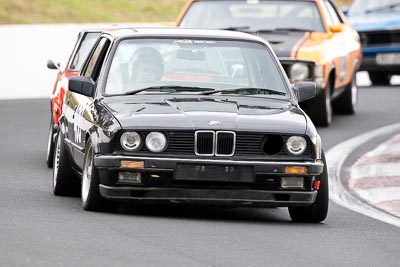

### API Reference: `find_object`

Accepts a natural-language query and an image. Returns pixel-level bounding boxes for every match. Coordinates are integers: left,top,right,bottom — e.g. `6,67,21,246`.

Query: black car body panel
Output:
101,95,307,133
258,31,305,58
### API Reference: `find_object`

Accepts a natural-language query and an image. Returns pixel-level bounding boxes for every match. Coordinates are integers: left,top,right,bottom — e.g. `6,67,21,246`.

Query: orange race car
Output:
176,0,362,126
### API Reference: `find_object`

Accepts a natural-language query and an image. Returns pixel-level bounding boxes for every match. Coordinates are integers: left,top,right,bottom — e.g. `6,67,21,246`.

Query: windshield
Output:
104,39,289,99
349,0,400,15
69,32,101,70
179,0,325,32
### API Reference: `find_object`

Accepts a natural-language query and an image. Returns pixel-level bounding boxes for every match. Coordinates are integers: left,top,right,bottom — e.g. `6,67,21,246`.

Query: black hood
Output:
251,31,308,58
101,95,307,134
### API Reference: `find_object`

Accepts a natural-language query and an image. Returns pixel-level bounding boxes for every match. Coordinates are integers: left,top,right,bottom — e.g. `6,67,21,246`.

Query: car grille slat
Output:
165,131,194,154
235,133,264,155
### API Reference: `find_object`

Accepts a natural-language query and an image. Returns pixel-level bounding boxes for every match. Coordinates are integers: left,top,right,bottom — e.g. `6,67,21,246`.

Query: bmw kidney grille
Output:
195,131,235,156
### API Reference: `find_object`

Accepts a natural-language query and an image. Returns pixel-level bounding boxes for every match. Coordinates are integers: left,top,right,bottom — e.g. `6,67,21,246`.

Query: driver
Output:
130,47,164,82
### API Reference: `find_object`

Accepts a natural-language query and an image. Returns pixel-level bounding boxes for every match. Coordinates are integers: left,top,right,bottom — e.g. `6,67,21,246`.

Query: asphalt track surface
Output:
0,85,399,266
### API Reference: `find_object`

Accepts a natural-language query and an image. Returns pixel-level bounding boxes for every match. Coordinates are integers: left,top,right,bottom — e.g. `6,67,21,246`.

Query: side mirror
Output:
69,76,95,97
47,60,61,71
293,82,316,102
331,24,343,33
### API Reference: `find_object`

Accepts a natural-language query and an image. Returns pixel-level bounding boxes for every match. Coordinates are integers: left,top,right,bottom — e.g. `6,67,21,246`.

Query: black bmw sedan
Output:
53,28,328,223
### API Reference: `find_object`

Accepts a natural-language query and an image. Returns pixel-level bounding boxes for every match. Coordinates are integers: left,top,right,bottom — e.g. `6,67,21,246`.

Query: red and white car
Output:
46,29,101,167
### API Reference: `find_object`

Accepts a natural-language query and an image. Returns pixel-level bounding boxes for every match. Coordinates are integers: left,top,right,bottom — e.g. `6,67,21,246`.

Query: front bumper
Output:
94,155,324,207
99,185,317,207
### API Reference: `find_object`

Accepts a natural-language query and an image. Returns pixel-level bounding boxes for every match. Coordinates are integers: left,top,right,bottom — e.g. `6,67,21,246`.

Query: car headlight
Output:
120,132,142,151
286,136,307,155
145,132,167,153
290,63,309,81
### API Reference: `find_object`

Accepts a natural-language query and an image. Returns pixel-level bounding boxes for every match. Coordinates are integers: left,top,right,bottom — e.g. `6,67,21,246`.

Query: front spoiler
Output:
99,185,318,207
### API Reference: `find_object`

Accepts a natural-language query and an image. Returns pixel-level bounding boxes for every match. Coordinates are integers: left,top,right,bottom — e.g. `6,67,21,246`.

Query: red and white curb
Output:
349,134,400,217
327,123,400,228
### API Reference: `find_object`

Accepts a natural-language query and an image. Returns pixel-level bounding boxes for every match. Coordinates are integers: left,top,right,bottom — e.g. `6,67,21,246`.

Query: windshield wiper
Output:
200,87,286,96
247,28,313,34
218,26,252,32
218,27,312,34
366,3,400,13
273,27,313,32
123,85,216,95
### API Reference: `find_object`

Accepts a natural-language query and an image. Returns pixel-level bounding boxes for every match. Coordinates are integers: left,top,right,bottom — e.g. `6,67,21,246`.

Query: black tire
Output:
46,116,55,168
289,151,329,223
332,71,358,114
81,139,116,212
368,71,391,86
305,78,332,127
53,131,80,196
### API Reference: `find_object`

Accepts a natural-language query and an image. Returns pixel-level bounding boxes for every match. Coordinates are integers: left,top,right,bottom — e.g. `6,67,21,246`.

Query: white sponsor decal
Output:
173,40,216,45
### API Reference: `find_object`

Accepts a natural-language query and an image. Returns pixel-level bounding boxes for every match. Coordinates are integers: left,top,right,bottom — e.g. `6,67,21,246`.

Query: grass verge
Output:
0,0,353,25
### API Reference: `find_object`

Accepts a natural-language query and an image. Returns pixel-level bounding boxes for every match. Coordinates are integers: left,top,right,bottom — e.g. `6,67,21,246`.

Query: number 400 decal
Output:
73,104,85,144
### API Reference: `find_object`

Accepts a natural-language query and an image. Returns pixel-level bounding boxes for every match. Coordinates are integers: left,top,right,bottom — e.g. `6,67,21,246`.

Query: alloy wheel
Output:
53,135,61,189
82,144,93,203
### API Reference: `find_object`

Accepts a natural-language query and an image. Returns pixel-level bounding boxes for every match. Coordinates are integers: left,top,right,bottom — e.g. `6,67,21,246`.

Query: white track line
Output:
326,122,400,228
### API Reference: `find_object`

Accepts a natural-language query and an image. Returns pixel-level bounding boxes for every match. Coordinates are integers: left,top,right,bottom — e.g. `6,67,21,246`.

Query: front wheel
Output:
288,151,329,223
46,116,55,168
82,139,116,212
332,71,358,114
368,71,391,86
305,78,332,127
53,131,80,196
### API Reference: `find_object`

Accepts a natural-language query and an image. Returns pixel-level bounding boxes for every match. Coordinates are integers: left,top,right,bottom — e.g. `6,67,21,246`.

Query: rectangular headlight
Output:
118,172,142,184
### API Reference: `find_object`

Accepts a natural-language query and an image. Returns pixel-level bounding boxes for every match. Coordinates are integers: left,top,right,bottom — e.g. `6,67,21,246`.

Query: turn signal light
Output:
284,166,308,175
120,160,144,169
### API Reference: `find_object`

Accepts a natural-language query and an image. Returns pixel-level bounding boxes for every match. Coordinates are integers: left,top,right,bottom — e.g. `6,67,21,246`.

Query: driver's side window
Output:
82,38,111,82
